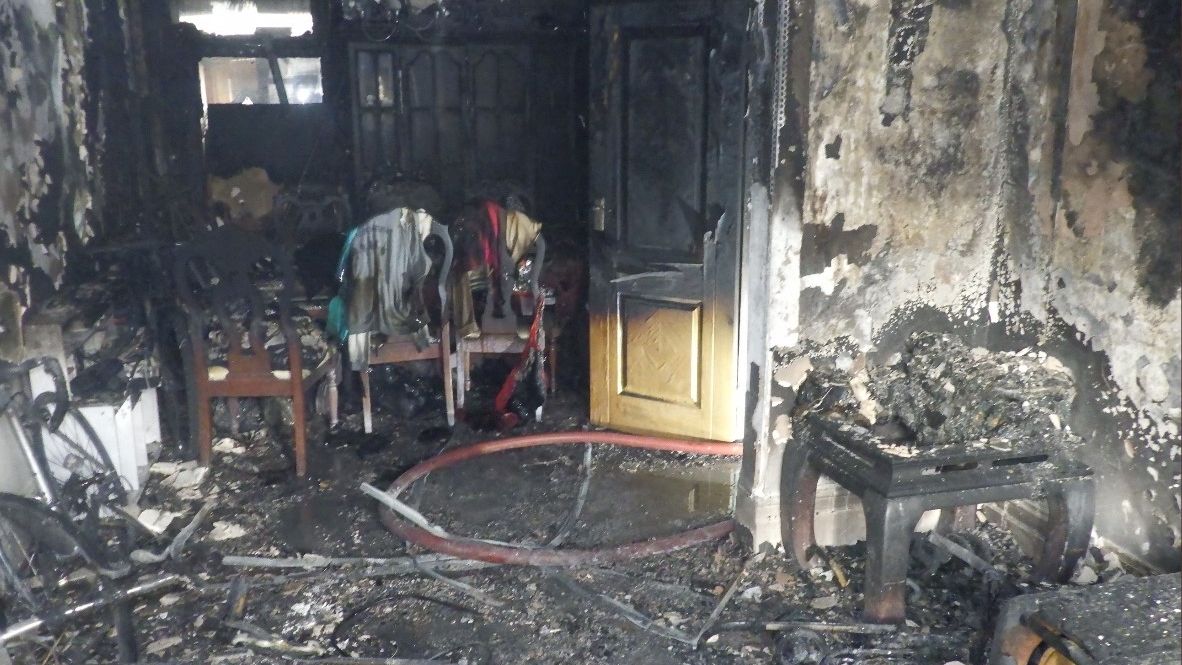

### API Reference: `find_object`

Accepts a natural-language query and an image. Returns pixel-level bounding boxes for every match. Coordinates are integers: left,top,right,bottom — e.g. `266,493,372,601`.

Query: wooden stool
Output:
781,413,1094,624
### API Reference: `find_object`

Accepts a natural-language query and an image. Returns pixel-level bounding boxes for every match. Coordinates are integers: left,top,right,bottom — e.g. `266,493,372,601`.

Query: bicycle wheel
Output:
30,404,129,523
0,493,136,663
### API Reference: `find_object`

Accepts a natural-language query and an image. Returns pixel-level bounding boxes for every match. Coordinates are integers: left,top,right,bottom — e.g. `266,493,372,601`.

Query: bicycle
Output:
0,356,179,663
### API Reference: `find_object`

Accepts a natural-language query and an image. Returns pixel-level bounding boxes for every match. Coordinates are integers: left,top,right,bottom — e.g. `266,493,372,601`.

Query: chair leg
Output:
360,369,373,434
462,342,472,393
440,346,455,427
456,340,469,407
781,443,821,569
195,396,214,467
454,352,465,411
327,373,339,429
861,493,925,623
1035,477,1094,583
546,335,558,394
226,398,240,436
291,385,308,478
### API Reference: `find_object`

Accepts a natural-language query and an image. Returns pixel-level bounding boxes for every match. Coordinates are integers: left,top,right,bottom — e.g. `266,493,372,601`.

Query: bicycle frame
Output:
0,408,58,505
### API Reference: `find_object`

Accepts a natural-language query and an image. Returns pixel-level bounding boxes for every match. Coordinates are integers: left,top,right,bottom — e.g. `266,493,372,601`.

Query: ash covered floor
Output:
73,388,1072,665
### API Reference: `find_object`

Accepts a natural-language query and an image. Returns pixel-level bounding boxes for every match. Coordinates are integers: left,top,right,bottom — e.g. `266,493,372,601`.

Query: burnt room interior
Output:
0,0,1179,662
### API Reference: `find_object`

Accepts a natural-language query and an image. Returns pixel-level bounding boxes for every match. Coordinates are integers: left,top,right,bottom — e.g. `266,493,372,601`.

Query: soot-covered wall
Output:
797,0,1018,342
0,0,97,298
1016,0,1181,566
766,0,1180,568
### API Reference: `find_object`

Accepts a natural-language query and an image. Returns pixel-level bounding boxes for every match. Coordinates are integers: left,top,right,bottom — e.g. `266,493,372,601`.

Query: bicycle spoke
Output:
39,633,65,665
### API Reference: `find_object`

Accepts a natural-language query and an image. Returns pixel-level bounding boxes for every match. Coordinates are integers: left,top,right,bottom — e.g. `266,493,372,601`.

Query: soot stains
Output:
824,134,843,159
800,213,878,275
877,68,982,195
1058,0,1181,306
880,0,935,126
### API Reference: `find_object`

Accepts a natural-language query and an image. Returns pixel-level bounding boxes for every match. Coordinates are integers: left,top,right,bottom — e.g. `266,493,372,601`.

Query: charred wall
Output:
1013,0,1181,567
767,0,1180,568
797,0,1020,344
0,0,153,317
0,0,98,303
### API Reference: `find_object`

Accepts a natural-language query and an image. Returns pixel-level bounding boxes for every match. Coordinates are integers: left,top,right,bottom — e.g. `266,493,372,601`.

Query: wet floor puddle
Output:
277,494,358,553
609,463,737,516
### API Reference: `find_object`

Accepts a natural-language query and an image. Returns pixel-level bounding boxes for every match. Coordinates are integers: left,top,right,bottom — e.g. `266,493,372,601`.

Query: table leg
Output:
862,492,925,623
1035,477,1094,583
781,443,821,569
935,505,976,534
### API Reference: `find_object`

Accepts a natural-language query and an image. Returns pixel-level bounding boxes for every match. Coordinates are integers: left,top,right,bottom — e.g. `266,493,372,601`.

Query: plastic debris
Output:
209,521,247,541
137,508,179,535
810,595,839,610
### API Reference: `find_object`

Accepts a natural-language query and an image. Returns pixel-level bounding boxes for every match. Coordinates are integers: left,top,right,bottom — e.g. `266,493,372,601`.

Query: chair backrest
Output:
273,188,352,244
428,220,454,316
173,225,299,374
365,179,444,219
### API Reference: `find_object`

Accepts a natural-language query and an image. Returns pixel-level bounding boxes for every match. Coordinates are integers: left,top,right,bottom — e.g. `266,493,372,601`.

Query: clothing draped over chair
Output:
343,208,435,370
450,201,543,339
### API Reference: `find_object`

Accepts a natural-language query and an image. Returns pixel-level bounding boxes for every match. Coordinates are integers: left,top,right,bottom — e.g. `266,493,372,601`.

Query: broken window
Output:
173,0,313,37
199,57,323,105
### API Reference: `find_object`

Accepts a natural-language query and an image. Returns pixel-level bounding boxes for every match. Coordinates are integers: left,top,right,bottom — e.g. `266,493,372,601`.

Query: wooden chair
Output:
273,187,352,243
174,226,338,477
356,220,457,433
456,233,557,401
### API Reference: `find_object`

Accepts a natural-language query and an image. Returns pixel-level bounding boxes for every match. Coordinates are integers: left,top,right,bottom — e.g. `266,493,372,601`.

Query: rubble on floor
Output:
18,377,1167,663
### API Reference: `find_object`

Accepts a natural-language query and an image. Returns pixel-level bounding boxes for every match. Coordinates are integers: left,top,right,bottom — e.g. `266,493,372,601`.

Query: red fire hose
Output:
377,431,743,566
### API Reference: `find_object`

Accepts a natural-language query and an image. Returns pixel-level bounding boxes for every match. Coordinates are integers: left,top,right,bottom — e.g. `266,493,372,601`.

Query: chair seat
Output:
207,339,335,383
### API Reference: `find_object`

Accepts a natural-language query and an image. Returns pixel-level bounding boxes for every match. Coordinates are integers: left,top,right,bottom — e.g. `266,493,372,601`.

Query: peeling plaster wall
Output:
1013,0,1181,566
754,0,1180,567
796,0,1018,347
0,0,97,301
1046,0,1179,435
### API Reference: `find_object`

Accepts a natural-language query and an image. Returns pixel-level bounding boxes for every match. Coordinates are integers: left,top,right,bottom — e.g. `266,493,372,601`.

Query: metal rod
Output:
715,620,898,635
268,55,289,105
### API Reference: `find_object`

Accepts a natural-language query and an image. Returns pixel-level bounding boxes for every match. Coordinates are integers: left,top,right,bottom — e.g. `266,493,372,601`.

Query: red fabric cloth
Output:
493,295,547,429
481,200,503,277
452,200,509,319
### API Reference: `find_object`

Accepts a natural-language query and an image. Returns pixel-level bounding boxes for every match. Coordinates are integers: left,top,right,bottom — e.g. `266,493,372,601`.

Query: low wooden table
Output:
781,413,1094,623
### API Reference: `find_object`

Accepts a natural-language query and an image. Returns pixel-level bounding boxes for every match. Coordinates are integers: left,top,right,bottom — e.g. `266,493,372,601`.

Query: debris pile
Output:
794,333,1082,453
874,333,1079,450
112,388,1056,664
4,328,1163,664
33,276,160,405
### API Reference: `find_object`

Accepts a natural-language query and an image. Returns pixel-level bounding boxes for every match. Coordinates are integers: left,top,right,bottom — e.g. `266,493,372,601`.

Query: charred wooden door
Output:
588,0,746,440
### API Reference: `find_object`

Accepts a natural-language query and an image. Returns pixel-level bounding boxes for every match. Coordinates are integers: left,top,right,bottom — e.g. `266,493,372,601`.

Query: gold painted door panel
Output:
588,1,745,441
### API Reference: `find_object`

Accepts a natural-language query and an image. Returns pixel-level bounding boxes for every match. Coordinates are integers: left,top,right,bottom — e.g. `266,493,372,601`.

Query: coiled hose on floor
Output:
377,431,743,566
